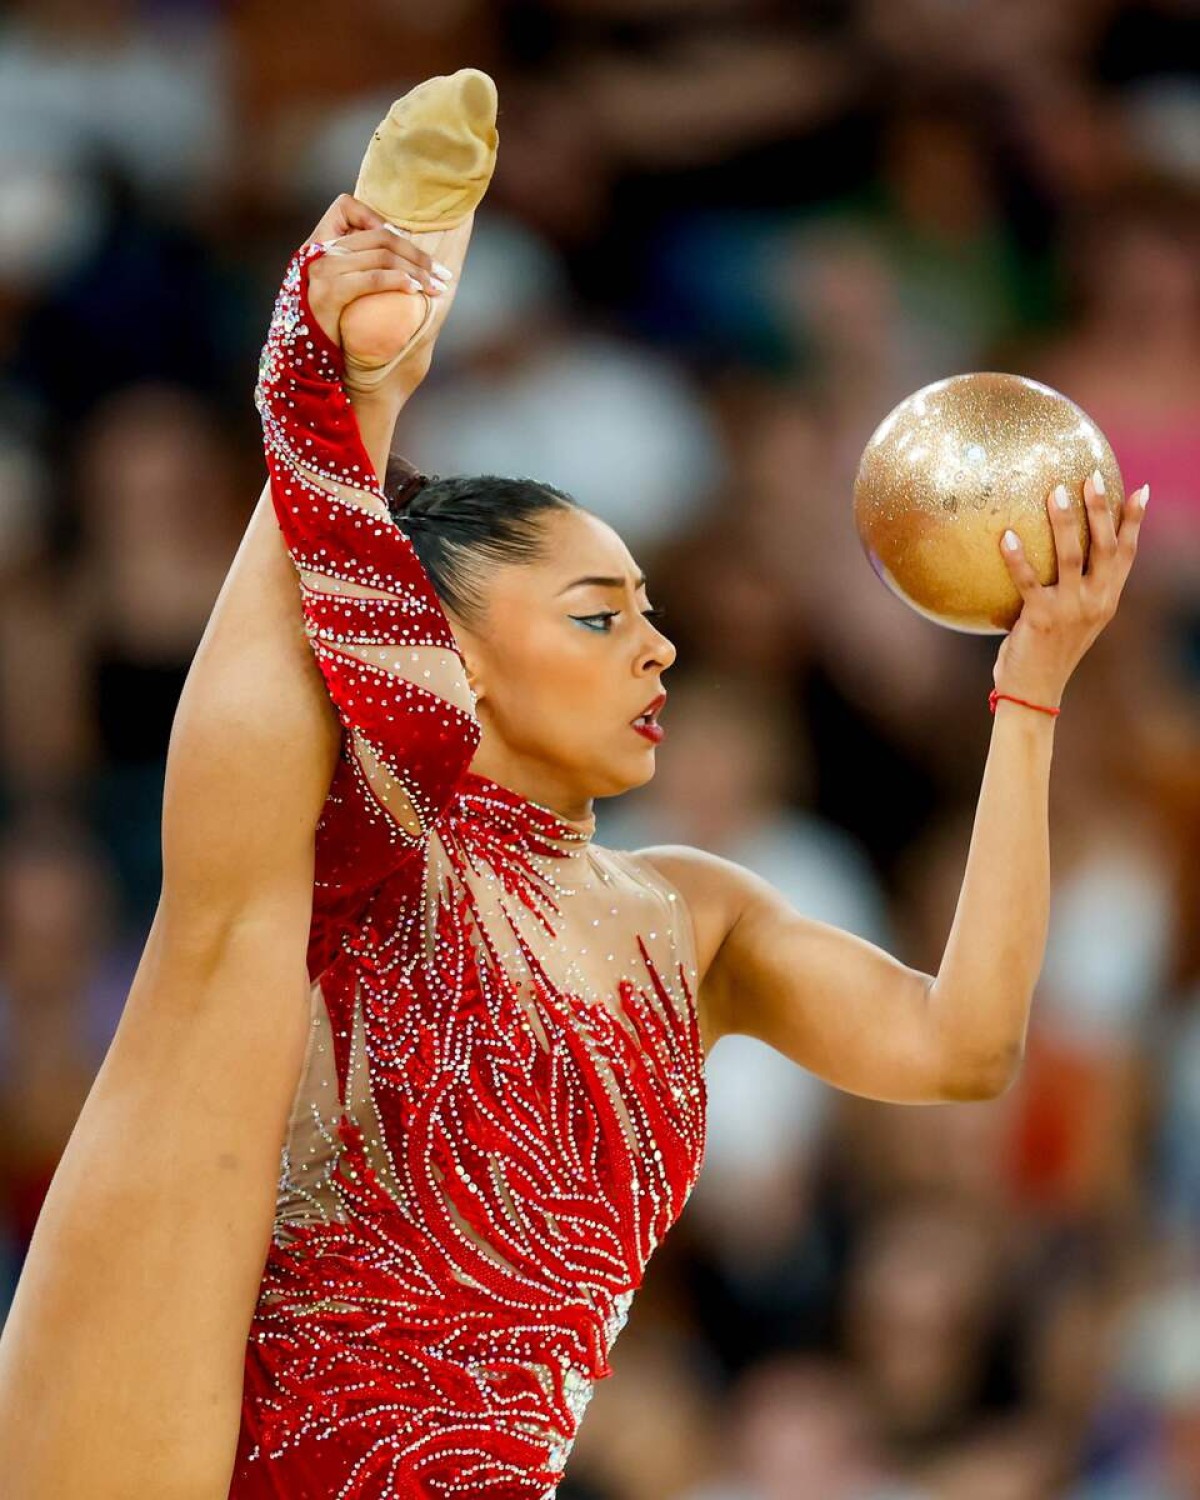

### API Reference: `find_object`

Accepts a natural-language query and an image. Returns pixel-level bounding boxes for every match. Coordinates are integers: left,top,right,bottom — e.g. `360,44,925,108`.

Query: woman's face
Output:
455,506,677,808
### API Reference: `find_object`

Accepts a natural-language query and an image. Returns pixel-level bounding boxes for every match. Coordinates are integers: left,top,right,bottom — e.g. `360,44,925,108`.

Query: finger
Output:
312,245,439,296
1081,469,1118,577
380,223,456,285
333,193,387,235
319,228,449,291
1000,527,1044,603
324,266,439,303
1114,482,1149,578
334,226,454,286
306,192,387,246
1047,481,1083,585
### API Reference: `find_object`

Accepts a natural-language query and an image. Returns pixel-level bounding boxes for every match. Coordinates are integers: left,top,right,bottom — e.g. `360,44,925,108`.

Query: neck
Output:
467,743,595,824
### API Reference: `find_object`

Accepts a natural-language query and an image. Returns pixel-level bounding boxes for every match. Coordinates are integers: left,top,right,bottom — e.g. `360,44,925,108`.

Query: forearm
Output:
926,702,1057,1093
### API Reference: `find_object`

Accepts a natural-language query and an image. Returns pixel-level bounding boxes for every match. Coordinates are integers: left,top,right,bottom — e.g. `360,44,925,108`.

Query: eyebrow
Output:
557,573,648,595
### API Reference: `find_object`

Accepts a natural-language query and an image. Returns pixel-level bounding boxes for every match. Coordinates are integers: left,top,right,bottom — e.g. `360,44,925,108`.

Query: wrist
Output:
992,676,1064,711
989,687,1062,725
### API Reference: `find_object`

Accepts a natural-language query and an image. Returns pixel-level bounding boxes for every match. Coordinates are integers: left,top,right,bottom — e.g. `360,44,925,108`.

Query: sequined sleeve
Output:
256,242,481,973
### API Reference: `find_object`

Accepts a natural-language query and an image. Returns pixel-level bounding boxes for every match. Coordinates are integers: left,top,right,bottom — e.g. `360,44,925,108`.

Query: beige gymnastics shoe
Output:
340,68,499,394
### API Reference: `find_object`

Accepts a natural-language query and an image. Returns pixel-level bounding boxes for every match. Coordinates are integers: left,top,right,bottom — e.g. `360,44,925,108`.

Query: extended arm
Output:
647,472,1147,1105
651,703,1053,1103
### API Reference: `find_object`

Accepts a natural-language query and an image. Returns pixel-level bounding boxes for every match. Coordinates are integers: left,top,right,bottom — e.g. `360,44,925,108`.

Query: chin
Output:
626,769,656,796
574,755,654,800
613,753,659,796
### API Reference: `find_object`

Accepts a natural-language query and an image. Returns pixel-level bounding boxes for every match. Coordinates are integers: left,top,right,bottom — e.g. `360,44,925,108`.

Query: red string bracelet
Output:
989,688,1061,718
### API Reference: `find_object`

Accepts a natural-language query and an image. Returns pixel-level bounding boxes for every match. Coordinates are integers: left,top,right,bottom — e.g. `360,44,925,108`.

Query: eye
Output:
570,606,667,633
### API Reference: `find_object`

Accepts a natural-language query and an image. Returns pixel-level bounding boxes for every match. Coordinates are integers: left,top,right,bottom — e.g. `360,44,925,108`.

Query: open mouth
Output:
631,691,667,738
631,718,664,742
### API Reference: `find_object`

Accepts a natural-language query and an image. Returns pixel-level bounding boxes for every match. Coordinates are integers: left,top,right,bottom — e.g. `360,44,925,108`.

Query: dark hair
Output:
382,461,579,626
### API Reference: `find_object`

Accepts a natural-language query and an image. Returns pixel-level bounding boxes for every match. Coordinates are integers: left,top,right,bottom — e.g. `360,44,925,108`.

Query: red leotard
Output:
230,244,707,1499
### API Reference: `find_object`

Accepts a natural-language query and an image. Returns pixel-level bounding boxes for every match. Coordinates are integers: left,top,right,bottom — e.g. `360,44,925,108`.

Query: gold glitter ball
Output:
853,372,1125,633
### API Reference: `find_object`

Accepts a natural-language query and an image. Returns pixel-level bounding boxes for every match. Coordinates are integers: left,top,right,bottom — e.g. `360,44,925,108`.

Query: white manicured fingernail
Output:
1140,483,1150,509
1054,484,1069,510
1092,468,1106,494
405,275,424,293
383,222,406,239
433,261,455,281
1003,529,1019,550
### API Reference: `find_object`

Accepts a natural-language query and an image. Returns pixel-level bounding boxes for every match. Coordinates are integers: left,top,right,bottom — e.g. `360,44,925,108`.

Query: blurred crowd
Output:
0,1,1197,1496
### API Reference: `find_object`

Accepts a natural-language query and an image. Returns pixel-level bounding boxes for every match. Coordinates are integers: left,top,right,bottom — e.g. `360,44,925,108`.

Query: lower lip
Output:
631,720,664,743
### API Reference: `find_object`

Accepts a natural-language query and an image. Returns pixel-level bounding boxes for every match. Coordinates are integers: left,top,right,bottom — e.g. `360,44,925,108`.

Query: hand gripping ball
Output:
853,373,1124,633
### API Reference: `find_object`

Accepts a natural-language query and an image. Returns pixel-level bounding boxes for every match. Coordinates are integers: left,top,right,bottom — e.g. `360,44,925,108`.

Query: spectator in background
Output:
841,1192,1017,1463
0,386,245,927
915,1414,1070,1500
1034,179,1200,575
0,0,229,212
72,384,244,927
682,1354,911,1500
1159,981,1200,1239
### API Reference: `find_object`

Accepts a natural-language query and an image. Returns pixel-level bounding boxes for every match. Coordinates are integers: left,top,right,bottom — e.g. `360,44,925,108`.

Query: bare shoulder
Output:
623,846,773,1048
624,844,743,972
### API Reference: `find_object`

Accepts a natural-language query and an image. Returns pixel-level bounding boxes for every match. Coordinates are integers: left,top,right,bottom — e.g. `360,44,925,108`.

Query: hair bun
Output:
390,469,432,512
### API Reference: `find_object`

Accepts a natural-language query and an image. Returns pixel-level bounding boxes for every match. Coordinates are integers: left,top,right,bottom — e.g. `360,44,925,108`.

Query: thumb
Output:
307,193,386,247
335,194,386,235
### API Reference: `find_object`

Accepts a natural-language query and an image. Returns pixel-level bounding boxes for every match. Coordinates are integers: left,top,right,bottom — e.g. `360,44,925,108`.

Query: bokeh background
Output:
0,1,1198,1495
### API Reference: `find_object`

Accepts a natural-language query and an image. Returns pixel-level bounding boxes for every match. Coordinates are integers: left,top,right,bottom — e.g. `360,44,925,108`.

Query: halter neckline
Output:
456,770,596,855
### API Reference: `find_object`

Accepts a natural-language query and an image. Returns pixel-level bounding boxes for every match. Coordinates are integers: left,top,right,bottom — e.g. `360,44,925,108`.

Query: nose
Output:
639,617,677,672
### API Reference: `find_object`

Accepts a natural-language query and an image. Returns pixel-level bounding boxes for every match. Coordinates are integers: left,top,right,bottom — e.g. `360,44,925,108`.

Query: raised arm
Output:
255,227,481,970
646,473,1148,1105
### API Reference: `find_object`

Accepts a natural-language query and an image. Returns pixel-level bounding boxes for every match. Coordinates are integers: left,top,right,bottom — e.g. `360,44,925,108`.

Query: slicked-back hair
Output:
382,462,579,627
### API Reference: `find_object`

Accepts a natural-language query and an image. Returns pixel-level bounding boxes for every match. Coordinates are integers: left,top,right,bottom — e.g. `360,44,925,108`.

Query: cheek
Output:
484,625,610,740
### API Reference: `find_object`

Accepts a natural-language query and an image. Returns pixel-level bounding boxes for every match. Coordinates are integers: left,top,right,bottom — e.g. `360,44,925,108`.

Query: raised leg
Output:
0,68,498,1496
0,486,342,1498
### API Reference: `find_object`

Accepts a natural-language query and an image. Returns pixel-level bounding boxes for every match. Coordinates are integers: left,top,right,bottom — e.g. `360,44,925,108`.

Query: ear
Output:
455,641,485,706
445,610,490,707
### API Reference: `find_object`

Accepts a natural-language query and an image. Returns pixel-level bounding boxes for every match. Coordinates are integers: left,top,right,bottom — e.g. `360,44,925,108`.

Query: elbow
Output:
938,1039,1026,1102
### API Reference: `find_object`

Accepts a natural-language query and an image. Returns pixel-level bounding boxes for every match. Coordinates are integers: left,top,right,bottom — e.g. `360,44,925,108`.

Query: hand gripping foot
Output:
342,68,499,394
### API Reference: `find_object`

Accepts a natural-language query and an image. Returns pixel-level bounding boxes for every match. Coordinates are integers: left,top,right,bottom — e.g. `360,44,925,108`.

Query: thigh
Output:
0,491,341,1495
0,911,317,1496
